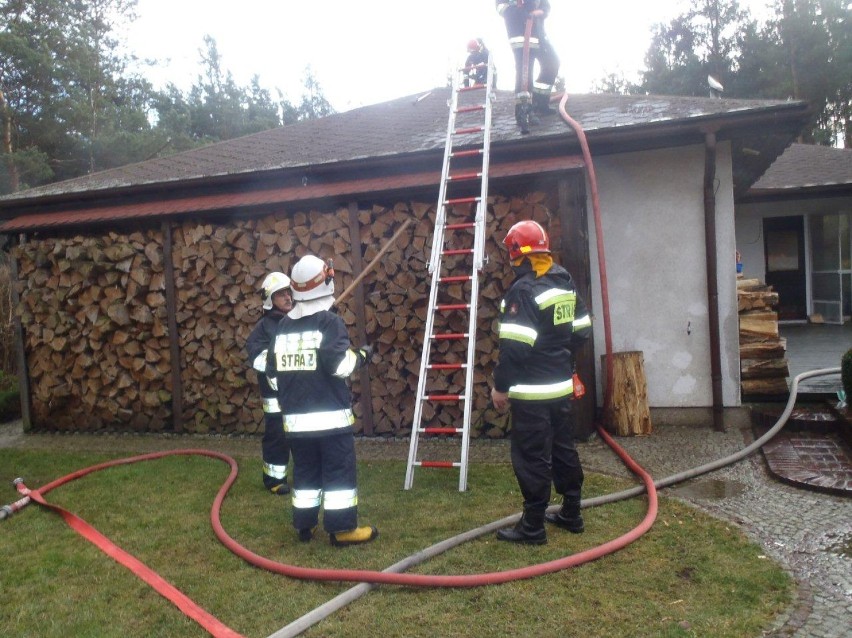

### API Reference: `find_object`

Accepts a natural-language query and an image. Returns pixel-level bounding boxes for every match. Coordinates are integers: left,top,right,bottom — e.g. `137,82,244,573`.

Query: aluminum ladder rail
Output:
404,54,495,491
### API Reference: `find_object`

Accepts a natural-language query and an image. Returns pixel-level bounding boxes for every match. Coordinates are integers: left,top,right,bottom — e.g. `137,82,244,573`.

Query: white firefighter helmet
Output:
290,255,334,301
260,271,291,311
288,255,335,319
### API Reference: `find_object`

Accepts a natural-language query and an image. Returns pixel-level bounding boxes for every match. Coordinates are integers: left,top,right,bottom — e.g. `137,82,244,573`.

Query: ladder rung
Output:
456,105,485,114
425,394,464,401
442,248,473,256
444,197,479,206
450,149,483,159
422,427,463,435
431,332,467,340
418,461,459,468
444,222,475,230
439,275,471,283
454,126,484,135
428,363,466,370
435,303,470,311
447,171,481,182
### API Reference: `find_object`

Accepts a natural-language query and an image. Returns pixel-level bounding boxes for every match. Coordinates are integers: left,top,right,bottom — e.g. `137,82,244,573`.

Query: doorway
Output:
809,212,851,324
763,216,807,320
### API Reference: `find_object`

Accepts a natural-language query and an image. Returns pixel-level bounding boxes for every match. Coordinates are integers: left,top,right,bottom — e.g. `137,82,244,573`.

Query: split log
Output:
741,377,790,395
601,351,652,436
741,358,790,379
739,310,779,339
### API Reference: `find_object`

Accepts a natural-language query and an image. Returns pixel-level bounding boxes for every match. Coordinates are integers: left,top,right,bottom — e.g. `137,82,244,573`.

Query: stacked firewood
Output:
14,230,172,431
13,191,563,435
738,277,789,396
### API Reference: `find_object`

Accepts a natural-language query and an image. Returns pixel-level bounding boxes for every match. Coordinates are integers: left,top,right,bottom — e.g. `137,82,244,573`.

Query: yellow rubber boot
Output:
329,525,378,547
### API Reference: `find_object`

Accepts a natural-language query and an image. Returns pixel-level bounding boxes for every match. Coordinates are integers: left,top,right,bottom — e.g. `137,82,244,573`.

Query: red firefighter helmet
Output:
503,220,551,260
467,38,482,53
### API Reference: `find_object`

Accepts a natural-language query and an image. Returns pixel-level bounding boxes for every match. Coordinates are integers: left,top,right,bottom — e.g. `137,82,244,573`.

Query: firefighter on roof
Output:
267,254,378,546
496,0,560,131
246,271,293,495
491,220,592,544
465,37,491,87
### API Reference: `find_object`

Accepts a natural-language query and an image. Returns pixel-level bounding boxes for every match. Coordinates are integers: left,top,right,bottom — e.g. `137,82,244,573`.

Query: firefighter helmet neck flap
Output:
288,255,335,319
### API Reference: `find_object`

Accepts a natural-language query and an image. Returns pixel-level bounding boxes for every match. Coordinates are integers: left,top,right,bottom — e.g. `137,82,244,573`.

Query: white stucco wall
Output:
587,143,740,408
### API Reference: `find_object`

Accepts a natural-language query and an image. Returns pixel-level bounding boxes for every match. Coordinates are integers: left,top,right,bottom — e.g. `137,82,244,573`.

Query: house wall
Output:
736,195,852,284
587,143,741,410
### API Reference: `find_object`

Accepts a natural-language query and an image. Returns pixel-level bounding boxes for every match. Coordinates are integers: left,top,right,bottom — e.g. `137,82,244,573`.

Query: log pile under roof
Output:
12,191,564,436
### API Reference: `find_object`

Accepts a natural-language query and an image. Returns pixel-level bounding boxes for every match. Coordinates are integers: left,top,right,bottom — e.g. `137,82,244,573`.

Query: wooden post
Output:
601,351,652,436
162,221,184,433
345,202,375,436
10,238,32,431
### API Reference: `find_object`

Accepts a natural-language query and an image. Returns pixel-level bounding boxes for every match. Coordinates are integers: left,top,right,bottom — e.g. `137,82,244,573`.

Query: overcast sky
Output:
125,0,776,112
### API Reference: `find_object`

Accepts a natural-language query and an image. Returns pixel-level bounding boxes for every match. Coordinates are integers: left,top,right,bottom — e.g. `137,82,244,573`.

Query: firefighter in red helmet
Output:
495,0,560,132
465,37,491,87
267,255,378,546
491,220,592,544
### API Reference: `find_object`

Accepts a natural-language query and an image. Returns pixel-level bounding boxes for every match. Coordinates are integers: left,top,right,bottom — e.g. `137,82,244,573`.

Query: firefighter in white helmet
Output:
267,254,378,546
245,271,293,495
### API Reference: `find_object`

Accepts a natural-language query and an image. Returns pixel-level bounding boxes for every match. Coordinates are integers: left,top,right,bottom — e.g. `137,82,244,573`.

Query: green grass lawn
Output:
0,448,792,638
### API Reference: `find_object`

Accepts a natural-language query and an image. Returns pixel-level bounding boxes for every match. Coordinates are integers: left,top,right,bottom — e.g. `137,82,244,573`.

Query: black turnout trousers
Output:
509,397,584,514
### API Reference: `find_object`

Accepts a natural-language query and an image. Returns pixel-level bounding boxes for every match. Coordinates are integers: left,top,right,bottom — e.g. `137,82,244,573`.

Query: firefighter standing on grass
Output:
267,254,378,546
246,272,292,495
496,0,560,131
491,220,592,544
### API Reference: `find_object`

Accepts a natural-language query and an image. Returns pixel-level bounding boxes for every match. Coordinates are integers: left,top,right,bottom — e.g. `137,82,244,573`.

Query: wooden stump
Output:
601,351,652,436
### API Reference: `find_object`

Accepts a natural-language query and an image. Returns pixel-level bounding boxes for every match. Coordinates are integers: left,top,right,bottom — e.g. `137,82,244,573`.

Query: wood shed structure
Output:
0,88,812,438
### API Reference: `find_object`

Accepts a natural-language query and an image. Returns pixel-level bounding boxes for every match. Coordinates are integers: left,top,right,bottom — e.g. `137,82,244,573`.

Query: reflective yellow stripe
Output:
263,462,287,480
252,350,268,373
283,409,355,433
509,36,540,49
262,397,281,414
292,489,321,509
573,313,592,330
499,322,537,345
334,349,359,378
324,489,358,510
508,378,574,401
535,289,575,310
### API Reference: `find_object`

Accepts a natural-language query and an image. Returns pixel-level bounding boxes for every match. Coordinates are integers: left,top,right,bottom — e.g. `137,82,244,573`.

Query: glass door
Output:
809,213,850,325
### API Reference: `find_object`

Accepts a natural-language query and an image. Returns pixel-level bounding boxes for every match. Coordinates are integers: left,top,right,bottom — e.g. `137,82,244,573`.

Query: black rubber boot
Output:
514,101,532,135
496,511,547,545
545,498,584,533
532,92,556,115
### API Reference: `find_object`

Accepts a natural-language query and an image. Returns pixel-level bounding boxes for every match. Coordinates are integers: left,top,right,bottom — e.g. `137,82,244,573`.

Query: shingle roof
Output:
750,143,852,191
0,88,809,204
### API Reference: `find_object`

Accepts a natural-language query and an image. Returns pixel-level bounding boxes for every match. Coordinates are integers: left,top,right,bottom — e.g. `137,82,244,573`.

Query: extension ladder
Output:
404,53,495,491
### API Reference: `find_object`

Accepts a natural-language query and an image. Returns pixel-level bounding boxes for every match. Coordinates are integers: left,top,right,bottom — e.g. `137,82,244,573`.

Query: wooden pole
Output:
333,218,413,307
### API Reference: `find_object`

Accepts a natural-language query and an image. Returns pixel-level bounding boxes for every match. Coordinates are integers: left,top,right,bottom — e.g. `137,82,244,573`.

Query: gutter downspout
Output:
702,129,725,432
